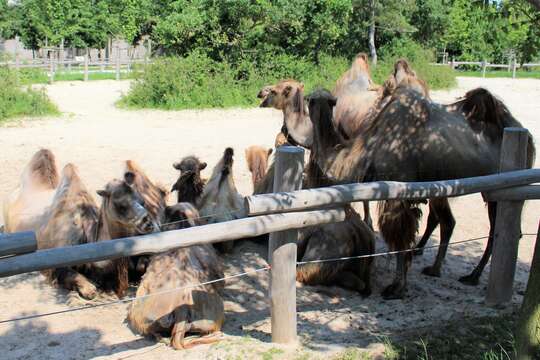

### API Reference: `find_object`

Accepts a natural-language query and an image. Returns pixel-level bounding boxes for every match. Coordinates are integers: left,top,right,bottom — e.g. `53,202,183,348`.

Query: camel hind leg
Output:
363,201,373,230
422,198,455,277
459,202,496,286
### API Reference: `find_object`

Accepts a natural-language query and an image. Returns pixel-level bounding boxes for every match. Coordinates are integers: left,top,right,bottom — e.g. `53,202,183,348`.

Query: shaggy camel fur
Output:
197,148,245,253
127,203,224,350
37,164,158,298
3,149,59,233
171,156,207,205
285,86,535,299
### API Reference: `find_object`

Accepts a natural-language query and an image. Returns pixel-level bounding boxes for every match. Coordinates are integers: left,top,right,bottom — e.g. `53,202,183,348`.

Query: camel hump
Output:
61,163,79,180
28,149,59,188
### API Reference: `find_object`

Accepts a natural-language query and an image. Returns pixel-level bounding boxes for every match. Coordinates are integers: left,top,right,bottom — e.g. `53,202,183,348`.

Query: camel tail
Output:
378,200,422,251
456,88,536,168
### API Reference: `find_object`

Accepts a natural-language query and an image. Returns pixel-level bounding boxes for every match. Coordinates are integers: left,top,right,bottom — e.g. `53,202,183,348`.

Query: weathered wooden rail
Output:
0,128,538,347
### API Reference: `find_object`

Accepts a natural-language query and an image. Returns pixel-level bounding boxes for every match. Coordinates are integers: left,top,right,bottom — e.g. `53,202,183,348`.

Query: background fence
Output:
432,57,540,78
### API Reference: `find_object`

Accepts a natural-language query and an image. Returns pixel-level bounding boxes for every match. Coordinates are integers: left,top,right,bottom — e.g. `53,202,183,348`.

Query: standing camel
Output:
284,85,534,299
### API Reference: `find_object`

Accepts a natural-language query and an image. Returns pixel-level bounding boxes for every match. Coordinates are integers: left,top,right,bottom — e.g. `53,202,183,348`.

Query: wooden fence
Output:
0,128,539,348
432,58,540,78
1,49,150,83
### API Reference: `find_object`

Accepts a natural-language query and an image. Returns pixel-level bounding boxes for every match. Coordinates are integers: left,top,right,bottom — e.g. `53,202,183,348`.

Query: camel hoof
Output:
78,283,98,300
360,287,372,298
381,283,406,300
422,266,441,277
458,274,480,286
413,248,424,256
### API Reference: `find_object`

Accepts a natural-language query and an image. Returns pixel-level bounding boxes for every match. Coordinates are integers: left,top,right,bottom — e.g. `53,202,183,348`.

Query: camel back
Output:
25,149,60,189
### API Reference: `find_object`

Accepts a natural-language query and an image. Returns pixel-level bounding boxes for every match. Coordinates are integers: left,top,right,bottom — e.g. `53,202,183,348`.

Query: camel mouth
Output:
259,97,271,108
136,216,160,234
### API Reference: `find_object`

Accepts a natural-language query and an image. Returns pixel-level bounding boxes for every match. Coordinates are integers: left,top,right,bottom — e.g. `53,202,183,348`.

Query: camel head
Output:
97,172,159,234
260,80,314,148
306,89,338,129
173,156,207,179
258,80,305,111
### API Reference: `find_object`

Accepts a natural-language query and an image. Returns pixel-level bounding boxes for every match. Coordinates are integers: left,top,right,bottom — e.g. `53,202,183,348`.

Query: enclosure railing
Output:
431,57,540,78
0,128,539,347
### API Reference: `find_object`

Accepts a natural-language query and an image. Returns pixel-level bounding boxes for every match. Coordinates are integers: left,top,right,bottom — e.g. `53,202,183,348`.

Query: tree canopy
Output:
1,0,539,63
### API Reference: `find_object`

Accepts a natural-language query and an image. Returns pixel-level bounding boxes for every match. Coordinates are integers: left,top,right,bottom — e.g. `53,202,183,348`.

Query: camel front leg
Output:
54,268,97,300
382,253,410,300
422,198,455,277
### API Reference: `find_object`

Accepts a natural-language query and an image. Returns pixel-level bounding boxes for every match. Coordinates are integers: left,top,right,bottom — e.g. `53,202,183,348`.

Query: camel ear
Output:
328,96,337,108
97,190,110,198
199,162,207,170
283,85,293,97
173,162,182,170
268,148,273,156
124,171,135,186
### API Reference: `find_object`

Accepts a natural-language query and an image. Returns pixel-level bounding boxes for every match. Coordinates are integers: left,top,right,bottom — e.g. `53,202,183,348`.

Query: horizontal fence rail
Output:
0,208,345,278
245,168,540,216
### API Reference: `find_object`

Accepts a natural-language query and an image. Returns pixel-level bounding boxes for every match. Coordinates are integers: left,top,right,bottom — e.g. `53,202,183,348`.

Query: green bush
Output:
0,66,59,122
121,52,455,110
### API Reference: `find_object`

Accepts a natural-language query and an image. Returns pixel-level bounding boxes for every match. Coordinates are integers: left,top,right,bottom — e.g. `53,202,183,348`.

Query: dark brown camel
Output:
127,203,224,350
38,164,158,299
284,86,534,299
171,156,207,205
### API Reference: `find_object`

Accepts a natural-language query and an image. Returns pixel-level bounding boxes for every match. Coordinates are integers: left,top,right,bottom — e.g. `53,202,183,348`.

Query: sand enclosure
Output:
0,77,539,359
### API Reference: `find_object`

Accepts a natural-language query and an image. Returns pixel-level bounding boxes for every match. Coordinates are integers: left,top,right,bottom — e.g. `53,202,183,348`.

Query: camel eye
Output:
115,203,128,215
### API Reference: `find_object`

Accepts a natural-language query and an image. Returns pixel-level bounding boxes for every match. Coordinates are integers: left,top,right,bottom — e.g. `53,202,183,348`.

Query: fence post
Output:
269,146,304,344
482,60,487,78
512,57,518,79
14,38,20,81
486,128,529,306
84,48,89,82
451,56,455,70
516,222,540,360
49,50,54,84
115,45,120,81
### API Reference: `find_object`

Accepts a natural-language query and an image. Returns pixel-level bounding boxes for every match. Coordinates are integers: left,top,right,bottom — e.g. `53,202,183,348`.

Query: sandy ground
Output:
0,77,539,359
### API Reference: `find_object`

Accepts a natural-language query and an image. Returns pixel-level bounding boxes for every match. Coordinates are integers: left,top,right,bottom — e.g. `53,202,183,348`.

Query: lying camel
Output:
127,203,224,350
38,164,158,298
3,149,59,233
197,148,245,253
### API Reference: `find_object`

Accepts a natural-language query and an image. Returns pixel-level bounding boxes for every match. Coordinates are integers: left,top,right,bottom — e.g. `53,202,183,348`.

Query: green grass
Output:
17,67,137,84
458,70,540,79
386,313,517,360
0,67,59,122
119,53,457,110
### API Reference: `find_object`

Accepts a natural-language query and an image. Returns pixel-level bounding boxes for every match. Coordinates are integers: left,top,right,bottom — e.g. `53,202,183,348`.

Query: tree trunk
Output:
368,0,377,66
516,222,540,360
527,0,540,11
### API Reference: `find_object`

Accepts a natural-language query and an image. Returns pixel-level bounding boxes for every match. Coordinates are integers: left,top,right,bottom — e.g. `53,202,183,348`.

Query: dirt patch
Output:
0,78,539,359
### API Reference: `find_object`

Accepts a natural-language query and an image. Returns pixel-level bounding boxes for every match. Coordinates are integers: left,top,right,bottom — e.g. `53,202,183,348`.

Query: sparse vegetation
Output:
0,66,59,122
